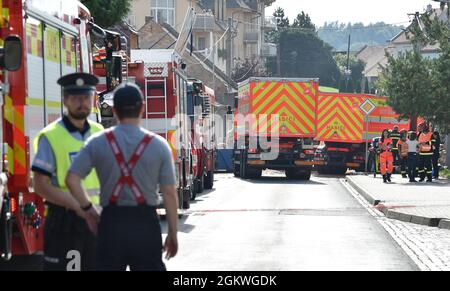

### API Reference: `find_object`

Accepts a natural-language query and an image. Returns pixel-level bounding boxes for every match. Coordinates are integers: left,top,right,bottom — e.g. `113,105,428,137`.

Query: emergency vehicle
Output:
187,79,215,199
234,78,318,180
0,0,101,265
129,49,194,209
314,93,410,175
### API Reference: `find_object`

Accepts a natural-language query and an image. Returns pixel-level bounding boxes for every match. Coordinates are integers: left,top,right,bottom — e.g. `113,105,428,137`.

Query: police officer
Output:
66,83,178,271
32,73,104,271
390,125,401,168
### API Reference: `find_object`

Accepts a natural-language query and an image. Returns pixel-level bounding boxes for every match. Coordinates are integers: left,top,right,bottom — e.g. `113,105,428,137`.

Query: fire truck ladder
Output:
121,55,128,83
144,79,169,138
202,94,212,119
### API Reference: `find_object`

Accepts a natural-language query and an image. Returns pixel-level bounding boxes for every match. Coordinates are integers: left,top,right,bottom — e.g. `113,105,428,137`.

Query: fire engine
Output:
186,79,215,199
314,92,410,175
234,78,317,180
129,49,195,209
0,0,102,267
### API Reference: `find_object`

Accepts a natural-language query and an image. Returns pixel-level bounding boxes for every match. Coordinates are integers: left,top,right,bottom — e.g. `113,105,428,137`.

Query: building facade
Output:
127,0,275,77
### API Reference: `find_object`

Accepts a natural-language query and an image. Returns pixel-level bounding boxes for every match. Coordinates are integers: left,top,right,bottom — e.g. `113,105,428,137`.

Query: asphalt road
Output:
162,172,419,271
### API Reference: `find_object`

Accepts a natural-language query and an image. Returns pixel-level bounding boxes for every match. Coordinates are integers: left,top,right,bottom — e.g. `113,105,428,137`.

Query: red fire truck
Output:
129,49,194,209
187,79,216,199
0,0,102,267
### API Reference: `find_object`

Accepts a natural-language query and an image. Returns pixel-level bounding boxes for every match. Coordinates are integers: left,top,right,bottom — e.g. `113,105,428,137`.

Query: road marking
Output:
340,178,443,271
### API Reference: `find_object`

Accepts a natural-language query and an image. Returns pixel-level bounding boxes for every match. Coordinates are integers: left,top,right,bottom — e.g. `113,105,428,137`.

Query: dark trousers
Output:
96,205,166,271
407,153,418,181
392,149,400,167
399,156,408,176
418,154,433,181
43,206,96,271
432,153,440,178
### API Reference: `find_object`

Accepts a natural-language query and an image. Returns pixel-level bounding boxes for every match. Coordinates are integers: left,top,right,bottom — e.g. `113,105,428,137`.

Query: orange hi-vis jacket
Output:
418,132,433,155
379,137,393,152
397,139,409,158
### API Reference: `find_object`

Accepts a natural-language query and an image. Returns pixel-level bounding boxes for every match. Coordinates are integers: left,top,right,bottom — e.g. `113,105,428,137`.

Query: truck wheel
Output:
317,166,328,175
0,197,12,262
182,188,191,209
285,169,296,180
191,180,197,201
300,171,312,181
234,162,241,177
246,169,262,179
197,175,205,194
204,171,214,190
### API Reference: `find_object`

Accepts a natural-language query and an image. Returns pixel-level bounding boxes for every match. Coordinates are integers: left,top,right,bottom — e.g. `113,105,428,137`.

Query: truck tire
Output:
245,168,262,179
285,169,296,180
182,188,191,210
234,163,241,177
317,166,328,175
299,171,312,181
191,180,198,201
197,175,205,194
0,196,12,262
204,171,214,190
286,169,311,180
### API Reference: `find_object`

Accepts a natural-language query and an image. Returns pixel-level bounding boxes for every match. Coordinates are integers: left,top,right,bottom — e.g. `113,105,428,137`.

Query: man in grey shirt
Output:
66,83,178,271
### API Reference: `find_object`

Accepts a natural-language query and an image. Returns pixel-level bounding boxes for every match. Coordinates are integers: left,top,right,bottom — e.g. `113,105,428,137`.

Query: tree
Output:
267,30,341,87
292,12,315,31
273,7,290,28
334,54,366,93
81,0,131,28
377,51,433,131
381,11,450,132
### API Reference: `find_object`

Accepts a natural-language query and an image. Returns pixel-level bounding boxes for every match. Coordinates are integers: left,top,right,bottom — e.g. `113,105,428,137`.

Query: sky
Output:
266,0,442,27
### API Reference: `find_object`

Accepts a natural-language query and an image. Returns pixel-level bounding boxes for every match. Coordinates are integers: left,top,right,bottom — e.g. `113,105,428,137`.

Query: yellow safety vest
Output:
34,120,104,205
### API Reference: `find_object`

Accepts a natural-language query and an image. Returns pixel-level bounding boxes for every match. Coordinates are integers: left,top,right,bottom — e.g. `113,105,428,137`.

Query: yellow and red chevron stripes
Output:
3,95,27,176
250,81,316,136
317,94,365,142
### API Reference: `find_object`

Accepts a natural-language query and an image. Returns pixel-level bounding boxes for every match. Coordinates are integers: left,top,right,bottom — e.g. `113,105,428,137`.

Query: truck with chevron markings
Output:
234,78,318,180
314,92,410,175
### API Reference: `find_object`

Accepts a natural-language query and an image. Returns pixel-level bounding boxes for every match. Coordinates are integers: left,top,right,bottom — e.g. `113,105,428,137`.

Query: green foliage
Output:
266,9,340,87
318,22,403,51
268,30,340,87
334,54,366,93
273,7,290,28
292,12,315,31
81,0,131,28
379,9,450,133
378,51,433,126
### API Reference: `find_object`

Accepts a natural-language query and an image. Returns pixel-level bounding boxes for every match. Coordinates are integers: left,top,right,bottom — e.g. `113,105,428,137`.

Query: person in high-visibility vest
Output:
32,73,104,271
390,125,401,168
418,123,434,183
397,130,409,178
66,83,178,271
379,129,394,183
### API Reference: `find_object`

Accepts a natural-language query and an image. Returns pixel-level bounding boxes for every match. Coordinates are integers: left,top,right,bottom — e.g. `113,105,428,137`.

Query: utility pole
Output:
345,34,351,92
276,42,281,77
226,17,233,79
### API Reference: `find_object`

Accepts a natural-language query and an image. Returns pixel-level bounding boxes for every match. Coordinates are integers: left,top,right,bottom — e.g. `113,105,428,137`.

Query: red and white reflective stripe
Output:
105,130,153,205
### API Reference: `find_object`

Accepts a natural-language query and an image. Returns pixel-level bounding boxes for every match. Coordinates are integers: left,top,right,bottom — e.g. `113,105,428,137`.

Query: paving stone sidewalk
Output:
346,175,450,229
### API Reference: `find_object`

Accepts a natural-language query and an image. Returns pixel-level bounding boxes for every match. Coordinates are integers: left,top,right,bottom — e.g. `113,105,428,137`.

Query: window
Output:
198,37,206,50
151,0,175,27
